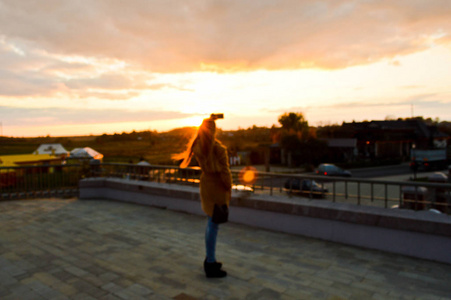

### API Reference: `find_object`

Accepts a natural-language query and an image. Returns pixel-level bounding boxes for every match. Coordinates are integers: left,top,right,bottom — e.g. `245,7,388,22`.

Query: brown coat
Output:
193,140,232,217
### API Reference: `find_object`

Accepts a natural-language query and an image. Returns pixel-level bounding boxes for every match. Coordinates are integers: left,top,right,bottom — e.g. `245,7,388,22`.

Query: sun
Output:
180,115,206,128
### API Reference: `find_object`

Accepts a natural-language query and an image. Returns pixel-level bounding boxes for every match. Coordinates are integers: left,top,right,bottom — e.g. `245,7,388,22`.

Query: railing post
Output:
447,189,450,214
309,180,313,200
414,185,418,211
24,170,28,199
332,181,336,202
270,176,273,196
399,185,402,208
371,183,374,202
357,182,360,205
384,183,388,208
39,167,43,195
289,179,292,195
9,171,13,199
430,187,436,210
345,181,348,199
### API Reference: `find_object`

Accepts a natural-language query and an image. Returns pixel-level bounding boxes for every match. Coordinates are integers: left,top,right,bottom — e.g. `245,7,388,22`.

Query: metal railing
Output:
1,163,450,214
0,164,82,200
251,172,451,213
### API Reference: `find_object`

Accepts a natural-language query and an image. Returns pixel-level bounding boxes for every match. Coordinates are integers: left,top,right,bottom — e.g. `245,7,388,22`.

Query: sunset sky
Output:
1,0,451,137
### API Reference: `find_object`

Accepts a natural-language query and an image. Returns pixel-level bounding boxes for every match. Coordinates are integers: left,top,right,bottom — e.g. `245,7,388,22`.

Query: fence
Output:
0,164,82,200
1,163,450,214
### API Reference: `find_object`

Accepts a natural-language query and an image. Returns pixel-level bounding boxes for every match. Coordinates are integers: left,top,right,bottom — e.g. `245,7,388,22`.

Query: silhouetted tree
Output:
278,112,309,135
278,112,323,167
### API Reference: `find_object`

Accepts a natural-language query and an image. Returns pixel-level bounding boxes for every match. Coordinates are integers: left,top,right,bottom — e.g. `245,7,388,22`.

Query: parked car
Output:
315,163,352,177
284,178,328,198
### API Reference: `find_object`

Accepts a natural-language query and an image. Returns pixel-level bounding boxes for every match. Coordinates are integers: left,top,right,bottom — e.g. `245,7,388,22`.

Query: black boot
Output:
204,259,222,269
204,259,227,278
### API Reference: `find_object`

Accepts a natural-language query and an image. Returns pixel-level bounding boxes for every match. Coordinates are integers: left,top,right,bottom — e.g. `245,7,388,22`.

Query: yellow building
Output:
0,154,64,189
0,154,63,168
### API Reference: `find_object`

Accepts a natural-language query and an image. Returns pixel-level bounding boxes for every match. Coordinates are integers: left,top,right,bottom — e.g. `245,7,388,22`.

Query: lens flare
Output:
238,166,257,185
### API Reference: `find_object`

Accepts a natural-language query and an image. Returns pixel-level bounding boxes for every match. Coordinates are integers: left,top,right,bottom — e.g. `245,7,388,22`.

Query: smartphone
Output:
210,113,224,120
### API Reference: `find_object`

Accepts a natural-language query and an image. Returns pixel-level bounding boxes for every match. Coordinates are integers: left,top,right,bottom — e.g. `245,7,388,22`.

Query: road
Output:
237,163,450,192
349,163,449,180
248,163,449,208
348,163,413,178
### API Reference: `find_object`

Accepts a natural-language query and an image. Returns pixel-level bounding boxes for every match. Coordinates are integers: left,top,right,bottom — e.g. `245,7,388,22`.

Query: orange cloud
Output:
0,0,450,73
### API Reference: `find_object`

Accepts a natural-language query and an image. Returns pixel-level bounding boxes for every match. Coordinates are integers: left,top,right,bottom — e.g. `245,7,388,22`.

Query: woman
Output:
178,117,232,278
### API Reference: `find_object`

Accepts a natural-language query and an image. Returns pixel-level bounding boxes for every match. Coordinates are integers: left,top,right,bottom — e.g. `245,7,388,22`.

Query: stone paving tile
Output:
0,198,450,299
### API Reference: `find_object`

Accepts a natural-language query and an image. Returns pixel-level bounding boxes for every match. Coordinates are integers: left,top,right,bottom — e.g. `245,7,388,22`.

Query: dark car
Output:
315,164,352,177
284,178,328,198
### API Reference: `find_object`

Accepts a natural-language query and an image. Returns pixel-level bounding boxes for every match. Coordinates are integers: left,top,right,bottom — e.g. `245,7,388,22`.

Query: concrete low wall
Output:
79,178,451,264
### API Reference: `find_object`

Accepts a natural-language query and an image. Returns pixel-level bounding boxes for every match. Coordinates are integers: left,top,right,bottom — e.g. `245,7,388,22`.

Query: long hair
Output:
174,118,216,168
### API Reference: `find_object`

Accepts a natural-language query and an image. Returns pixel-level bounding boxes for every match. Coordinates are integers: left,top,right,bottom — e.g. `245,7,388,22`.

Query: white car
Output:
315,164,352,177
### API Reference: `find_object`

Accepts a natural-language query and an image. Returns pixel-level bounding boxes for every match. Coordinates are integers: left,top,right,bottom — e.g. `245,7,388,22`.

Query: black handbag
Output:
212,204,229,224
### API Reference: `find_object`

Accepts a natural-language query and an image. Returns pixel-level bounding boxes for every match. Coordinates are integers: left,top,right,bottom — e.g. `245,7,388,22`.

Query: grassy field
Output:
0,128,198,165
1,126,276,165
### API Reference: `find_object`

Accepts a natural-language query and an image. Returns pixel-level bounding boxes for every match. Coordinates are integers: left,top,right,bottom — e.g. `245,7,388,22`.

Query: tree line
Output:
1,113,450,167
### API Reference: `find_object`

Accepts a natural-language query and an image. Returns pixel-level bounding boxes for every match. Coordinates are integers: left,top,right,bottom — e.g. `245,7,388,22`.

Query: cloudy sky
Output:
1,0,451,137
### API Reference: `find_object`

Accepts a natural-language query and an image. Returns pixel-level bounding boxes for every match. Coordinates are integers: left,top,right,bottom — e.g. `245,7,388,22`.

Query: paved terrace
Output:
0,198,450,300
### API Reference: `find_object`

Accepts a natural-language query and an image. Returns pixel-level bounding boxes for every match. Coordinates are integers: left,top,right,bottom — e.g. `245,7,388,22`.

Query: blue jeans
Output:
205,217,219,263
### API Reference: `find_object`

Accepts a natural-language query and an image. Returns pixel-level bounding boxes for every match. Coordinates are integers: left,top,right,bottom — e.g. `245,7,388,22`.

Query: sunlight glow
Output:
179,116,206,128
2,43,451,136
